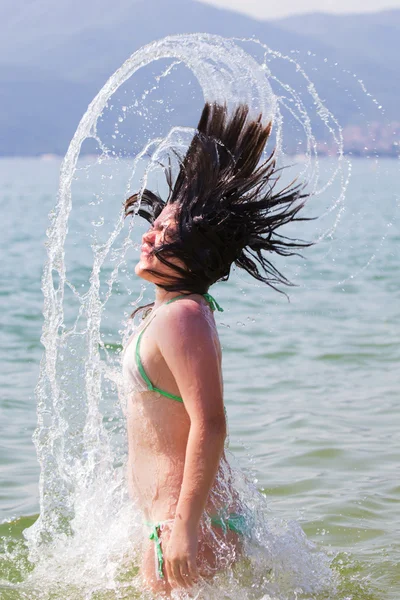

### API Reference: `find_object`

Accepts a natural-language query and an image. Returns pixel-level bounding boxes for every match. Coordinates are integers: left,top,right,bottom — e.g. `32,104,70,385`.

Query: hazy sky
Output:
200,0,400,20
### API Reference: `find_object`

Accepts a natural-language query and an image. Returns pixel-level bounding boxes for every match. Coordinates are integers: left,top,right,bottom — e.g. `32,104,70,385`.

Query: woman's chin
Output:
134,255,180,285
135,259,156,282
135,260,147,277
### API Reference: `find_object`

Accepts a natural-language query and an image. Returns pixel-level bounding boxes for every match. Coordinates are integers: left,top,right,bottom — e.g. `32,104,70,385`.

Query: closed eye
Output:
151,221,167,232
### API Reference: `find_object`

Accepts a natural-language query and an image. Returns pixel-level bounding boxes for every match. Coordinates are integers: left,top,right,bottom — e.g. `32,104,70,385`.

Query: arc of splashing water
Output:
32,33,277,541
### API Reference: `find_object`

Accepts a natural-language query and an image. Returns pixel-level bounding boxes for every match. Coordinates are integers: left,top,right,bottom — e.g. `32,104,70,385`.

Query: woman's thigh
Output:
141,538,172,594
198,526,243,576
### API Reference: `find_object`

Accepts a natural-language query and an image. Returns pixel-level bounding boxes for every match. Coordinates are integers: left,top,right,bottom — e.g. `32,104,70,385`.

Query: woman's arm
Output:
157,299,226,588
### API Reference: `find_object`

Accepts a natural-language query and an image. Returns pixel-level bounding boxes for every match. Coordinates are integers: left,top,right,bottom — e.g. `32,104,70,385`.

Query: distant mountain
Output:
1,0,333,83
0,65,94,156
275,9,400,71
0,0,399,156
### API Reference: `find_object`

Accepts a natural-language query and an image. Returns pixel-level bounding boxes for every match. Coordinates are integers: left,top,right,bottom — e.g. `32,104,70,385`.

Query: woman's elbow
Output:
199,413,227,441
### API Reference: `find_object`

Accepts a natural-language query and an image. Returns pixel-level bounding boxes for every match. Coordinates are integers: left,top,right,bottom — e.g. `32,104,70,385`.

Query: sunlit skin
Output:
126,203,241,593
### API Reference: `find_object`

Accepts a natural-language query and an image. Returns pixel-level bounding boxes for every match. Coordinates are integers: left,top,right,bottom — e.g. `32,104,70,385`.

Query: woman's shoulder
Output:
165,294,215,318
157,296,220,360
158,294,215,336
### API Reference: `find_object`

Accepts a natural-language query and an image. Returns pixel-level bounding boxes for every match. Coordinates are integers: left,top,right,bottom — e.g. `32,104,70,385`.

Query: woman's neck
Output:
153,287,188,309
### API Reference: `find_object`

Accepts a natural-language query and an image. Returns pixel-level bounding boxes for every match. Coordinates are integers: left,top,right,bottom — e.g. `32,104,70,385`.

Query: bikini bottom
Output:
146,511,250,580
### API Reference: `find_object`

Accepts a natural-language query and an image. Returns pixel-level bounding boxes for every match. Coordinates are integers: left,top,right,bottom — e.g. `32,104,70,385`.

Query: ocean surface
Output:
0,156,399,599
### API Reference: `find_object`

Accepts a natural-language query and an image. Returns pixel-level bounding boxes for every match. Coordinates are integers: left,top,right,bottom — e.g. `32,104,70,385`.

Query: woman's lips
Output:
140,244,153,256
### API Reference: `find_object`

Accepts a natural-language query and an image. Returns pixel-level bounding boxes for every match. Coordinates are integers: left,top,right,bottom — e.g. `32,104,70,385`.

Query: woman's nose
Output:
142,229,155,245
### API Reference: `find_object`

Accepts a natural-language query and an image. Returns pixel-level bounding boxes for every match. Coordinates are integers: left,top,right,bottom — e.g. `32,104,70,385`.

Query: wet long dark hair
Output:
125,102,311,300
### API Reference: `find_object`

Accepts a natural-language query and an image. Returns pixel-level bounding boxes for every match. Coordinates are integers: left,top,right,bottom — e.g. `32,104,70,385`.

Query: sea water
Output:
0,34,399,599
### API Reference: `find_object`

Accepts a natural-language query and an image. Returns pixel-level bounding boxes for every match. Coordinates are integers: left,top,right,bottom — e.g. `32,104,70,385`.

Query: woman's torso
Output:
121,295,235,521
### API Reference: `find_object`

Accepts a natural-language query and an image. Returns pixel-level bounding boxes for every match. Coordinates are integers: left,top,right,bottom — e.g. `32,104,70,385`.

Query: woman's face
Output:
135,203,184,284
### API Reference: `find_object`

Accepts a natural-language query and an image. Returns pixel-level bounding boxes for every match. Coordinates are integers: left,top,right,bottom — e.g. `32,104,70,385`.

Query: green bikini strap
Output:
135,329,183,402
166,292,224,312
147,523,165,579
202,292,224,313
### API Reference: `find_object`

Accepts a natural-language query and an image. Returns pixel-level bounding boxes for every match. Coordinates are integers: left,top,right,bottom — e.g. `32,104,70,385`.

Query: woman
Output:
122,102,309,593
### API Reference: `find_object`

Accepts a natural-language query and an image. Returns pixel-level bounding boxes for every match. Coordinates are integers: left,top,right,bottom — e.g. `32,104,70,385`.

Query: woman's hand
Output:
164,520,199,588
